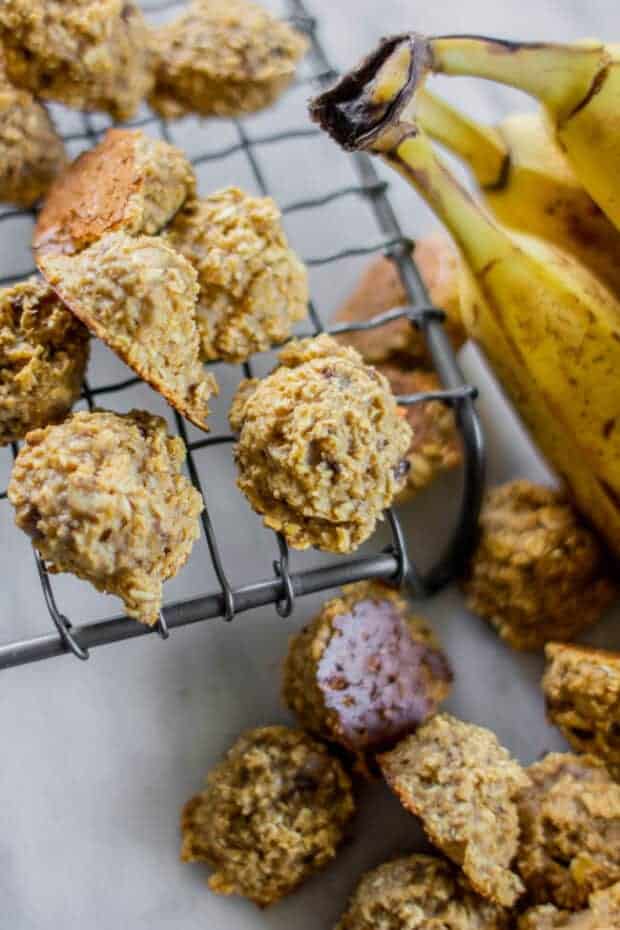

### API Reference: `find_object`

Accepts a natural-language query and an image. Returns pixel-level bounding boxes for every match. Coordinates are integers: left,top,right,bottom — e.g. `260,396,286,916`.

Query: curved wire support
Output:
34,552,89,661
273,534,296,618
156,611,170,640
383,509,413,590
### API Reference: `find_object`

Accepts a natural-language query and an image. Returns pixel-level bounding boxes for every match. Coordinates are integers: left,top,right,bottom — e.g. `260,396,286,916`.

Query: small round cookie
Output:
34,130,196,257
543,643,620,779
461,480,617,651
39,232,217,431
180,725,355,907
283,581,452,765
229,334,412,552
335,853,511,930
519,882,620,930
379,713,529,907
165,188,308,362
0,277,89,445
333,232,466,367
0,0,153,120
8,409,203,625
149,0,308,119
516,753,620,909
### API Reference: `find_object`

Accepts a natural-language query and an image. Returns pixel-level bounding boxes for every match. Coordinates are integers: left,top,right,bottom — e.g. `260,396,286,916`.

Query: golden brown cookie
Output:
8,409,203,625
461,480,617,651
518,882,620,930
33,129,196,257
165,188,308,362
379,713,529,907
180,725,354,907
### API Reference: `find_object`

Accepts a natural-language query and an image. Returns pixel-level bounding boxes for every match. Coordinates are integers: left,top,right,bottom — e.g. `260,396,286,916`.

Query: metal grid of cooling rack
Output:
0,0,485,670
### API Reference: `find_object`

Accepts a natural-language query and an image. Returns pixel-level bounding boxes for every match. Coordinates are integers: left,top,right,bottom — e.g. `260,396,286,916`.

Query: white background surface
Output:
1,2,619,928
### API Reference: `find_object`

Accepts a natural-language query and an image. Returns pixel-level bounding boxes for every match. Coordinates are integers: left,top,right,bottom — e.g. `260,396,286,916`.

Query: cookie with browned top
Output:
518,883,620,929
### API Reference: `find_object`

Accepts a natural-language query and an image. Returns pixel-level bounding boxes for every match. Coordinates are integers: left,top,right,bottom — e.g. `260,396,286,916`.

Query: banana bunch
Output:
310,36,620,558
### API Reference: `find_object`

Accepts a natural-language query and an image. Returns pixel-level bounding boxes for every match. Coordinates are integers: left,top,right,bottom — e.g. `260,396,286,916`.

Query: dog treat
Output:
8,409,203,625
0,277,89,445
518,883,620,929
34,130,196,257
283,581,452,766
379,713,529,907
229,334,412,552
149,0,307,119
335,853,511,930
461,480,617,651
516,753,620,909
180,725,355,907
39,232,217,430
165,187,308,362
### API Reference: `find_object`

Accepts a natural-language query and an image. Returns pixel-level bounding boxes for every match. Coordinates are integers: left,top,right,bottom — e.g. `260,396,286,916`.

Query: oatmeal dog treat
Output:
34,130,196,257
0,277,89,445
283,581,452,765
334,232,466,367
8,410,202,625
180,725,354,907
379,713,529,907
516,753,620,909
518,883,620,930
0,0,152,119
543,643,620,779
462,480,616,651
380,366,462,499
335,853,511,930
149,0,307,119
165,187,308,362
39,233,216,430
229,335,412,552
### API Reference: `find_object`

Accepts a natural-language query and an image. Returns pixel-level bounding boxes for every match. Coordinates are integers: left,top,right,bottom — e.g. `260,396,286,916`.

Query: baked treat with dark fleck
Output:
335,853,511,930
516,753,620,909
39,232,217,430
180,725,355,907
283,581,452,767
34,130,195,257
229,335,412,552
518,882,620,929
165,187,308,362
379,713,529,907
334,232,466,367
461,480,617,651
0,0,153,120
8,409,202,625
543,643,620,779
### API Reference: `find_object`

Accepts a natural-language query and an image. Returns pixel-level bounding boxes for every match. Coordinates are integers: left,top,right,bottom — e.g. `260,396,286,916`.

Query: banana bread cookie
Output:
516,753,620,909
149,0,307,119
165,187,308,362
461,480,617,651
379,713,529,907
229,335,412,552
34,129,196,257
0,0,152,119
8,409,202,625
518,883,620,930
335,853,511,930
283,581,452,767
180,725,355,907
0,277,89,445
39,232,216,430
543,643,620,779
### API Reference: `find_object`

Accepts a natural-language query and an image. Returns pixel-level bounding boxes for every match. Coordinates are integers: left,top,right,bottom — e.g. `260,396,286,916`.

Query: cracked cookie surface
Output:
518,882,620,929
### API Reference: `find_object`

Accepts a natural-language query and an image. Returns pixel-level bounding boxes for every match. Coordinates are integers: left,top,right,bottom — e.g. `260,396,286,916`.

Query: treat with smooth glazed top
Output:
516,753,620,910
461,480,617,651
34,130,196,257
229,335,412,552
149,0,307,119
39,232,217,430
379,713,529,907
283,581,452,765
335,853,511,930
180,725,355,907
165,187,308,362
8,409,203,625
518,883,620,930
0,277,89,445
0,0,153,119
543,643,620,779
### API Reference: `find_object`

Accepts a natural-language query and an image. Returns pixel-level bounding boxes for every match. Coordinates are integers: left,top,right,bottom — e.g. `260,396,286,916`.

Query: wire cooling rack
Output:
0,0,484,670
